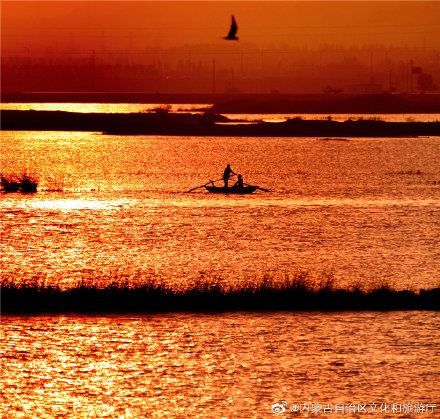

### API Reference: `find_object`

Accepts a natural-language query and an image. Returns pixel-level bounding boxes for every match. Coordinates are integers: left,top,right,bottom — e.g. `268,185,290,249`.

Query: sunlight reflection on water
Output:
20,198,129,211
0,102,209,114
1,131,439,289
1,128,439,418
1,312,439,417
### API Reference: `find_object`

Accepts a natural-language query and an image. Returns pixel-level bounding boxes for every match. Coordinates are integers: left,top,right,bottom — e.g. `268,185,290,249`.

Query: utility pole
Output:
91,50,95,92
212,59,216,94
437,51,440,84
400,61,406,93
26,47,30,91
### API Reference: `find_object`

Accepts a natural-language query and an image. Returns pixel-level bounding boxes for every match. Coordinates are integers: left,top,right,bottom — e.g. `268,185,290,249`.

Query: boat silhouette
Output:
205,184,257,194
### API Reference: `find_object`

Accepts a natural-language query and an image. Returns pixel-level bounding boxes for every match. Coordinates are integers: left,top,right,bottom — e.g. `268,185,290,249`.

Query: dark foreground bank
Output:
2,278,439,313
2,110,440,137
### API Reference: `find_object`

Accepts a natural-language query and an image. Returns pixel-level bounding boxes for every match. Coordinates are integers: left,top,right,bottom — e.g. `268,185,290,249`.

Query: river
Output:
1,121,439,417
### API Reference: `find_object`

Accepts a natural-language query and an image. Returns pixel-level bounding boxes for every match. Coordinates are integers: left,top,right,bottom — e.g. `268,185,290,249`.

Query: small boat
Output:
205,184,258,194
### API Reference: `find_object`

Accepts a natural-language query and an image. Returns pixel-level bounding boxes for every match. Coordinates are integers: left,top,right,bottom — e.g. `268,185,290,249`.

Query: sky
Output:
2,1,440,53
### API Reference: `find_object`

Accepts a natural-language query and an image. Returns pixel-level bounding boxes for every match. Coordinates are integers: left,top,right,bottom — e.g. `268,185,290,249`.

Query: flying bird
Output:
223,15,239,41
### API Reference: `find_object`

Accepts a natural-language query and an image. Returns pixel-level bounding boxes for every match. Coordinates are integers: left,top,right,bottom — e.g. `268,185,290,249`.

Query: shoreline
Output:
3,92,440,114
2,110,440,137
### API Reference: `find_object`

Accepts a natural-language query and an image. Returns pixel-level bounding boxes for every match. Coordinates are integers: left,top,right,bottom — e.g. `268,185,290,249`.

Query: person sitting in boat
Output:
223,164,236,188
233,174,244,190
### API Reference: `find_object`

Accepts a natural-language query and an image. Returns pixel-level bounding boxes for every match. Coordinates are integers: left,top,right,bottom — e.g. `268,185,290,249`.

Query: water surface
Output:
1,312,438,417
1,131,439,289
2,127,439,418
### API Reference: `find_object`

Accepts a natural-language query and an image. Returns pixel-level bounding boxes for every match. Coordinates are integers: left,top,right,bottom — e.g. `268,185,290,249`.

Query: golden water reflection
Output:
1,312,439,417
1,102,209,114
1,132,439,289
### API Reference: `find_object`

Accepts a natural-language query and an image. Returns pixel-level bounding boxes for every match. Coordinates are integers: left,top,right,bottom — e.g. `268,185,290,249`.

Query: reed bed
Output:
0,172,38,193
1,272,438,313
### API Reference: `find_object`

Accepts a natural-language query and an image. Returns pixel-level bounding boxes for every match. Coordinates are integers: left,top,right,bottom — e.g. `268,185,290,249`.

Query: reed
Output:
1,273,438,313
0,172,38,193
19,172,38,193
150,104,171,113
0,174,21,193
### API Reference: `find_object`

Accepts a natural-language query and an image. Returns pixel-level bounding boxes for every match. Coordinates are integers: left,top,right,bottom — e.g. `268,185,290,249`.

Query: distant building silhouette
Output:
2,44,439,94
348,82,383,94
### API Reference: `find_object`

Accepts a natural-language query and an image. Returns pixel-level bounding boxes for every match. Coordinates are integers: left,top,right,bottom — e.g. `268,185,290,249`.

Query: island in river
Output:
2,109,440,137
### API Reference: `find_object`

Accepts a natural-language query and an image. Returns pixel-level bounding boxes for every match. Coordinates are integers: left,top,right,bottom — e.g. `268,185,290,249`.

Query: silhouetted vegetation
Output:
1,273,438,313
2,109,439,137
0,172,38,193
150,104,172,114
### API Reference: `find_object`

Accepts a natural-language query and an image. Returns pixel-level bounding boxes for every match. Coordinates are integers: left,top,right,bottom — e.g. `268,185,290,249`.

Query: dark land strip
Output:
2,110,440,137
2,280,439,313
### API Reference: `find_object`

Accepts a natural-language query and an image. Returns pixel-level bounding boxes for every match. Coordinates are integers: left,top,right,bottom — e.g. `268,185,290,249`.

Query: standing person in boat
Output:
223,164,236,188
234,174,244,190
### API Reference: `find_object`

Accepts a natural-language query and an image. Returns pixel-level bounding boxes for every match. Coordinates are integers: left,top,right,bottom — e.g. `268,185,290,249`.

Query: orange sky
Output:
2,1,440,53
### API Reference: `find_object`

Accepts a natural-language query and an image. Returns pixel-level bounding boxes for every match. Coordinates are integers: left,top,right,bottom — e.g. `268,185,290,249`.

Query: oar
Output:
244,182,272,192
256,186,272,192
186,184,208,193
186,177,223,193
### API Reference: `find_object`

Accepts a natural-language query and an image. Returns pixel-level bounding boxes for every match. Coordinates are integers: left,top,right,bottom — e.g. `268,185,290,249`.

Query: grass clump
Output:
1,172,38,193
1,272,439,313
0,174,20,192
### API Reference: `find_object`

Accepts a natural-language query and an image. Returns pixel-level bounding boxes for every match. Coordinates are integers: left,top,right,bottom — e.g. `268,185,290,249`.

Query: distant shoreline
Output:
2,110,440,137
3,92,440,113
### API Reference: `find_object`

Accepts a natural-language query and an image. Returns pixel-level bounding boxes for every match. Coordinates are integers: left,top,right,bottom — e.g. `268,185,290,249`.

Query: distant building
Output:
347,82,383,94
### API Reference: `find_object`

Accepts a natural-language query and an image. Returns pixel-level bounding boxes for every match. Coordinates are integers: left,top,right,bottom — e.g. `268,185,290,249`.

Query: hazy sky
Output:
2,1,440,53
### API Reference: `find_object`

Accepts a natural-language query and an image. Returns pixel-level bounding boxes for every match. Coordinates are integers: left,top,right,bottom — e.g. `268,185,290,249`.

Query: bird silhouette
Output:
223,15,239,41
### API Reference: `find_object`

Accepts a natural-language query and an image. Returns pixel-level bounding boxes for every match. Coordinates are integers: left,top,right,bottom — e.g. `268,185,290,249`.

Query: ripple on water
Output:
0,312,439,417
1,133,439,289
